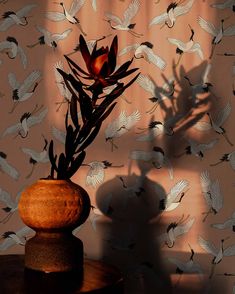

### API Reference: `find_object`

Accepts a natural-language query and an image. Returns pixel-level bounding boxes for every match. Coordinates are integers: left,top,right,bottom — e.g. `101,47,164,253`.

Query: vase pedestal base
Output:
25,232,83,273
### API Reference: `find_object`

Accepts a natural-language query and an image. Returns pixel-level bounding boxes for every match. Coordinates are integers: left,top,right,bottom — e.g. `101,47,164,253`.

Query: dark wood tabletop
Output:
0,255,123,294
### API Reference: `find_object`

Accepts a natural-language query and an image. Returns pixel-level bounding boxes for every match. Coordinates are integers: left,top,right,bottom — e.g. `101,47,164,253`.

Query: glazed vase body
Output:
18,179,91,273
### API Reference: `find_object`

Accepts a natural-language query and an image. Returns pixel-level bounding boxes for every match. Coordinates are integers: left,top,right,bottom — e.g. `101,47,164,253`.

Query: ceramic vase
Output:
18,179,91,273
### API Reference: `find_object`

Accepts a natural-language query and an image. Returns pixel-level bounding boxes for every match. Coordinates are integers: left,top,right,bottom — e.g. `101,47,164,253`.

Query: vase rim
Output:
38,179,72,184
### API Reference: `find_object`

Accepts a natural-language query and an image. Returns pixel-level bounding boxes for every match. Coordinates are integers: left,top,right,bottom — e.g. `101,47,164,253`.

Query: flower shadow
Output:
92,60,217,293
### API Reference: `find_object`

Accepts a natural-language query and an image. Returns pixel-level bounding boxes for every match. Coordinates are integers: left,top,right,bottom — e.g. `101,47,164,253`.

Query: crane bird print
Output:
45,0,87,35
119,42,166,70
0,0,234,288
200,170,223,222
51,126,66,145
136,74,176,114
27,26,72,49
175,138,219,159
211,211,235,232
158,215,195,248
136,115,182,141
0,4,37,31
211,0,235,11
211,150,235,171
0,152,19,180
0,37,27,68
118,174,146,209
104,0,143,37
21,137,49,179
168,244,203,286
198,16,235,59
149,0,195,28
66,34,112,56
1,106,48,139
184,63,220,103
0,227,34,251
8,70,42,113
53,61,72,111
130,146,174,180
168,26,204,68
105,110,141,151
82,161,124,187
0,187,24,223
194,102,233,146
157,179,189,212
198,236,235,278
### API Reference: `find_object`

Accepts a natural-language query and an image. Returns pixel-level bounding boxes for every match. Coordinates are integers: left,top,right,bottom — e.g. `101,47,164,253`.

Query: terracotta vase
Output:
18,179,91,273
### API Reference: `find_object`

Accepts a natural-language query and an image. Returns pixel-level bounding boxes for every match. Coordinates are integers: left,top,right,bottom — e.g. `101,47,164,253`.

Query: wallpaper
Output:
0,0,235,293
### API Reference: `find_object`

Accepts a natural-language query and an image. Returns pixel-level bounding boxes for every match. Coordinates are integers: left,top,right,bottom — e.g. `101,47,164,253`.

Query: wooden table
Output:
0,255,123,294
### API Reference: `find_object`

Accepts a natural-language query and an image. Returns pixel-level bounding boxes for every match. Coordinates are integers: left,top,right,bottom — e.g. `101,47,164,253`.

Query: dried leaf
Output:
70,94,79,128
67,150,86,179
48,140,58,172
57,153,67,179
77,122,102,152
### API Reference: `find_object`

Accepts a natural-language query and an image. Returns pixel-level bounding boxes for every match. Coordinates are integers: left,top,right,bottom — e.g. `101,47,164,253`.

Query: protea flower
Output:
62,34,139,96
49,34,139,180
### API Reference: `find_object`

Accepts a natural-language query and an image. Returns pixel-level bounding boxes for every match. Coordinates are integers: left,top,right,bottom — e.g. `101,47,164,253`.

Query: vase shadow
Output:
95,166,173,293
92,60,218,294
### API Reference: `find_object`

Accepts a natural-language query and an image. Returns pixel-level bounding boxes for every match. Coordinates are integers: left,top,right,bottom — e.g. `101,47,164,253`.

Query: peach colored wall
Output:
0,0,235,293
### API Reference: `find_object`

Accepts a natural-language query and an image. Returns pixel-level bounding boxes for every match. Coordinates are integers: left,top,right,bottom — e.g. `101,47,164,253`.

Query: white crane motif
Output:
45,0,86,35
118,174,146,209
8,70,41,113
211,0,235,11
184,63,219,103
198,236,235,278
149,0,195,28
168,26,203,68
158,215,194,248
0,227,34,250
119,42,166,70
211,211,235,232
51,126,66,144
54,61,72,111
158,179,189,212
211,150,235,170
82,161,124,187
67,34,112,56
168,244,203,285
0,37,27,68
0,4,37,31
194,102,233,146
105,110,141,151
1,106,48,139
136,115,182,141
104,0,142,37
0,152,19,180
130,147,174,180
198,16,235,58
176,138,219,159
0,187,24,223
21,138,49,178
136,74,176,114
27,26,72,49
200,170,223,222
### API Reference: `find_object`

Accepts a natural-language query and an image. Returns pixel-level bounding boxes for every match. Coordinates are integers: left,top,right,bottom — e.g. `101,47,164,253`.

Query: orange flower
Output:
65,35,138,91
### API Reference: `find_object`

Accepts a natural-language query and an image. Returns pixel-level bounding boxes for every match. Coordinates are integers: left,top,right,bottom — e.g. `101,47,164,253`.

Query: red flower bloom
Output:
65,35,138,92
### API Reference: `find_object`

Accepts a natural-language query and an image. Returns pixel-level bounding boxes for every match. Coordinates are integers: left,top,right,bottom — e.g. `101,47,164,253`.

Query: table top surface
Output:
0,255,123,294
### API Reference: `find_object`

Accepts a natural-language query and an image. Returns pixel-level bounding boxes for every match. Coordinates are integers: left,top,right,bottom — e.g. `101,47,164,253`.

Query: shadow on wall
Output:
96,166,172,293
92,57,231,293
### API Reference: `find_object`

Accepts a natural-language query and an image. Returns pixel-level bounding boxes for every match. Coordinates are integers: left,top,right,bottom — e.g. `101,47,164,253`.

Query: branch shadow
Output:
93,60,220,293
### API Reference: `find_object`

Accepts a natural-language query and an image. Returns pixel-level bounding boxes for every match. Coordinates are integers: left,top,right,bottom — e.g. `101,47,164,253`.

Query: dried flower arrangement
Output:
48,35,139,179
